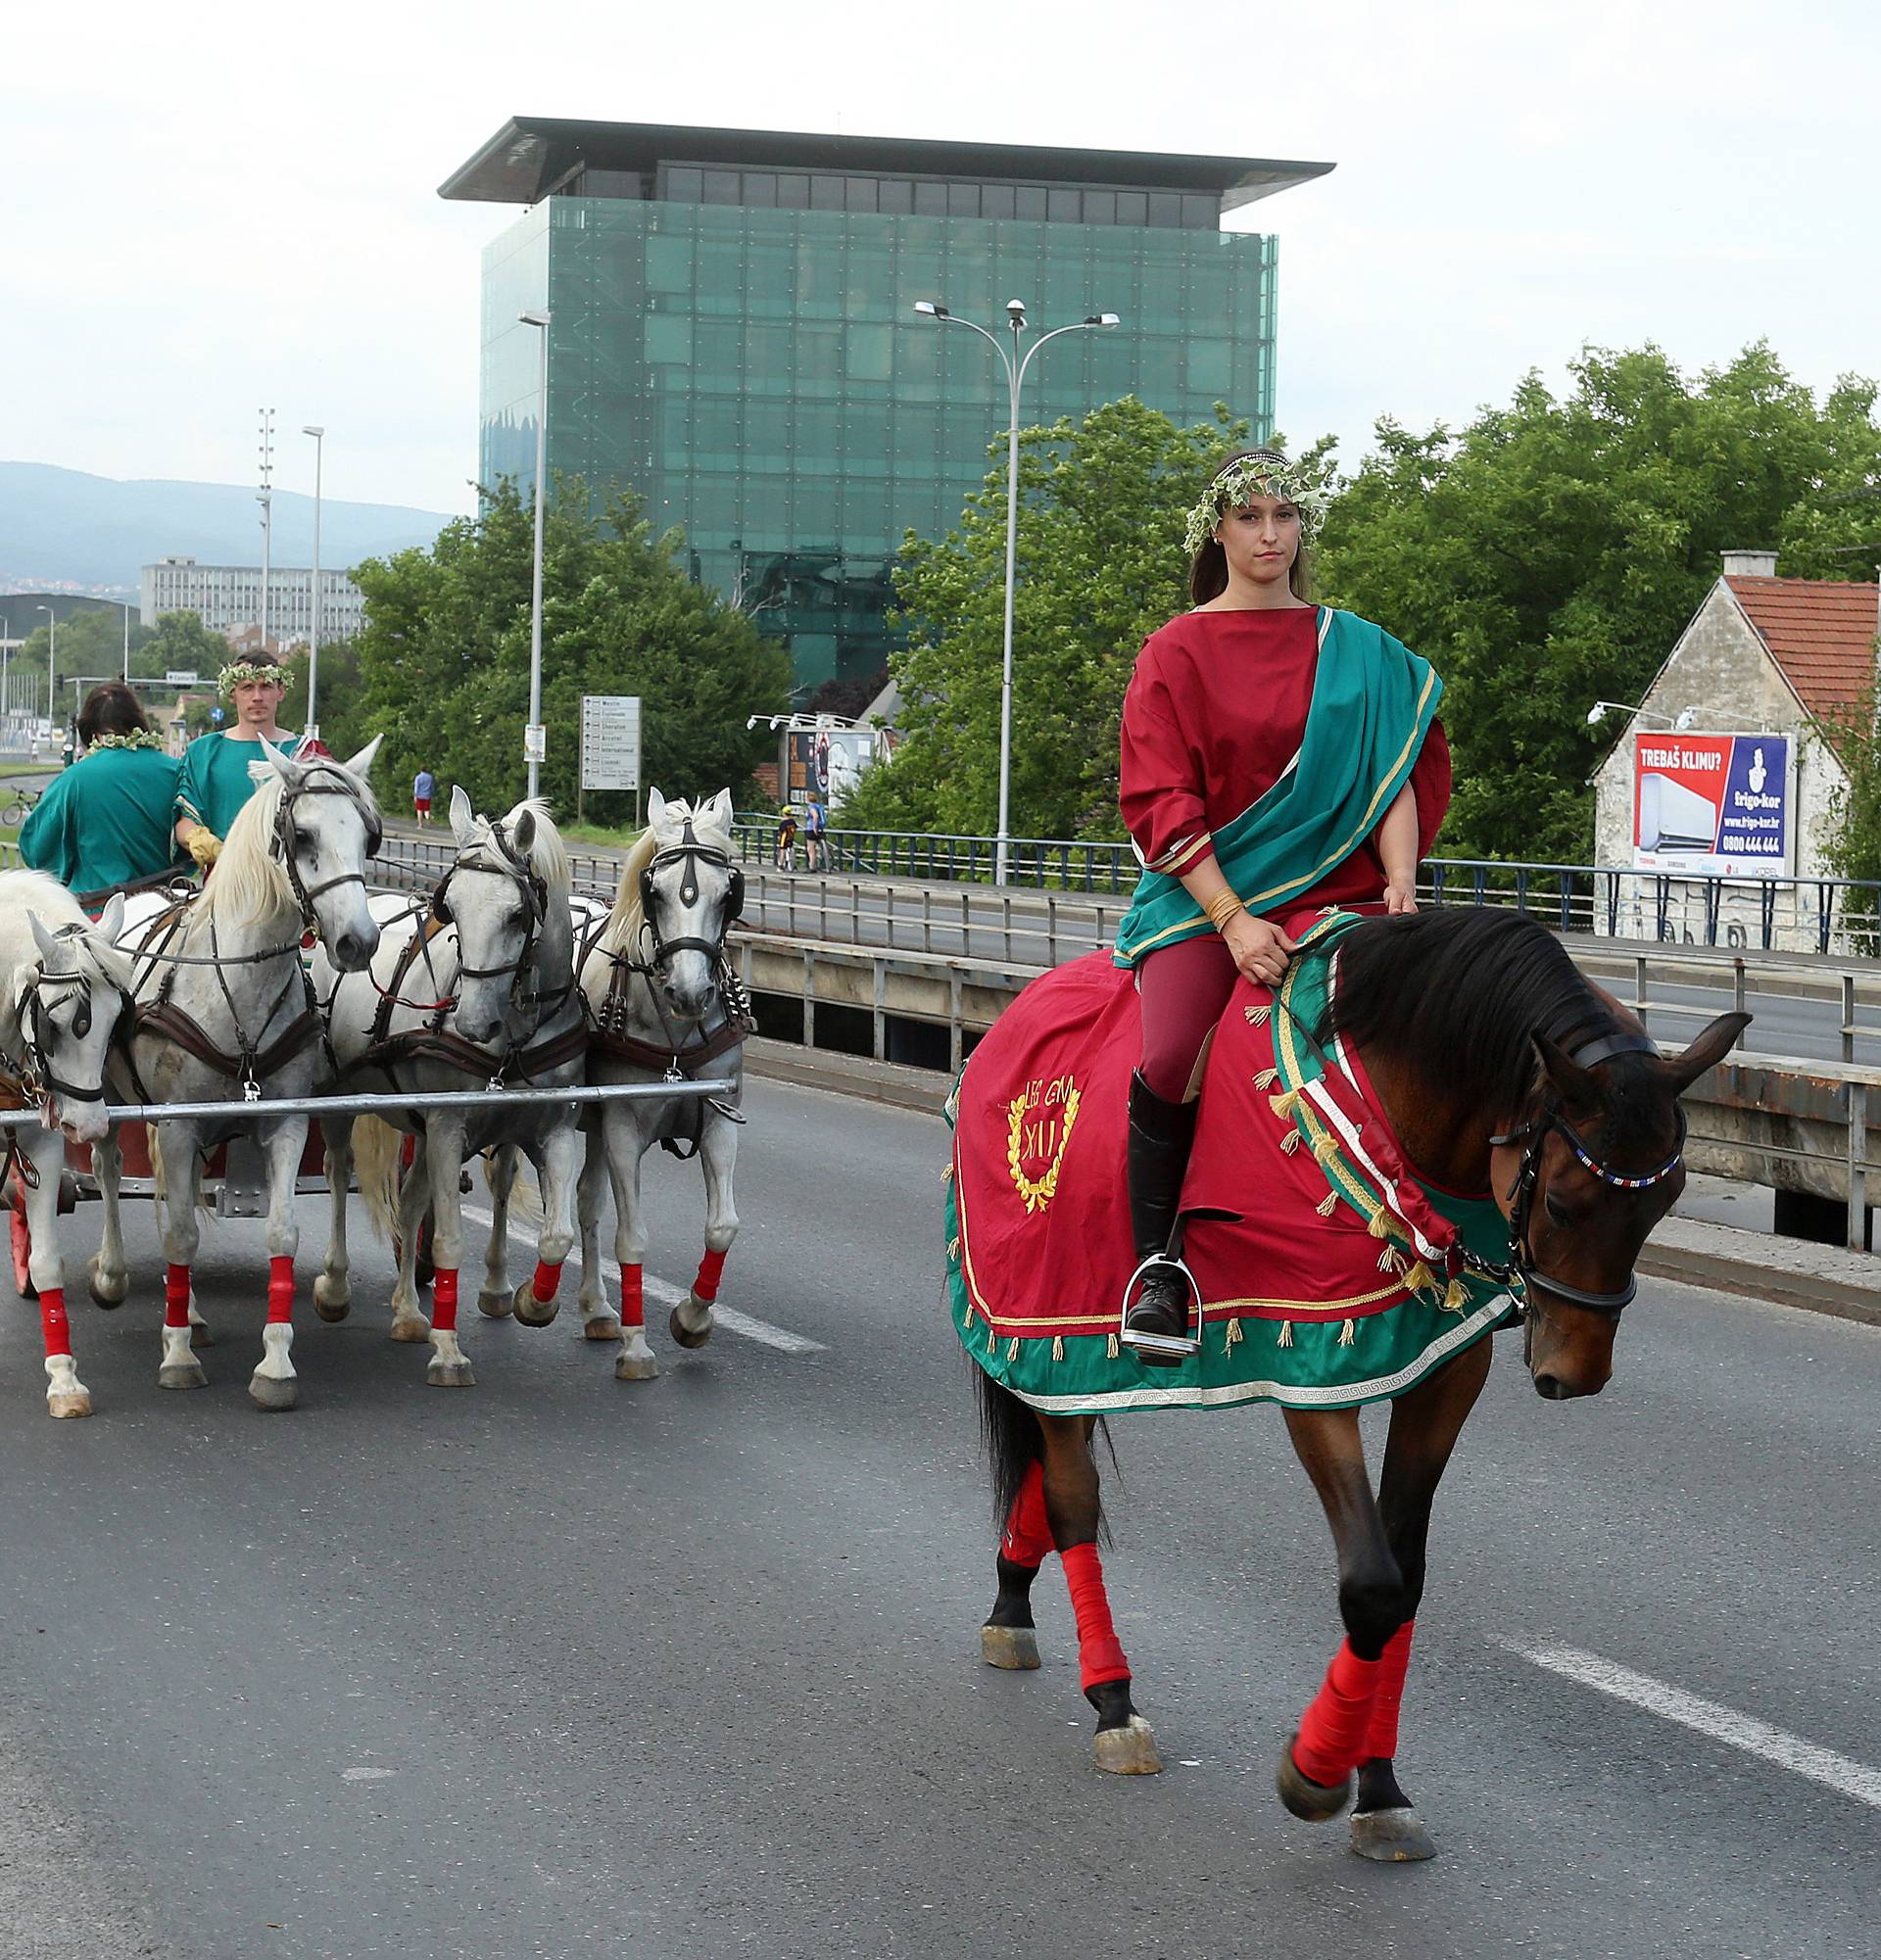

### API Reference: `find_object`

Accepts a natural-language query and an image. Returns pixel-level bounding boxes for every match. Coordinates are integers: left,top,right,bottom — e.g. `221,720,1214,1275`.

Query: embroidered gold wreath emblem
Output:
1006,1081,1082,1215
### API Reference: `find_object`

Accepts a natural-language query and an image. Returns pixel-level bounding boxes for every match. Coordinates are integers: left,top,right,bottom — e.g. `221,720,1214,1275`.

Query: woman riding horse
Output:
1119,449,1449,1361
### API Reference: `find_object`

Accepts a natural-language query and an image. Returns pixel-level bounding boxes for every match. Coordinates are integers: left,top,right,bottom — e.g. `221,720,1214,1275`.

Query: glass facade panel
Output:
482,195,1277,690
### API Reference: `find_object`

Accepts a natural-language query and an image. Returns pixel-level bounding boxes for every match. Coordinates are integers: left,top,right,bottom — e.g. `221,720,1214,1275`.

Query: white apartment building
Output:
140,557,366,645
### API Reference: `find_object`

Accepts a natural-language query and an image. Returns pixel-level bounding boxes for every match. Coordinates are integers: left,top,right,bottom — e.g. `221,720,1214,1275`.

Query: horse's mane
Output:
1326,909,1662,1137
202,766,296,928
485,796,568,905
601,795,732,953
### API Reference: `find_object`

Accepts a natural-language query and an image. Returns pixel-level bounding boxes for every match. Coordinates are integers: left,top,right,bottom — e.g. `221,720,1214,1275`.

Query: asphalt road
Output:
3,1078,1877,1958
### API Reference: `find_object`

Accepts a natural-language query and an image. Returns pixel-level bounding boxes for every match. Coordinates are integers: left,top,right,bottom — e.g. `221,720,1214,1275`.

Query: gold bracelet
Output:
1203,889,1246,932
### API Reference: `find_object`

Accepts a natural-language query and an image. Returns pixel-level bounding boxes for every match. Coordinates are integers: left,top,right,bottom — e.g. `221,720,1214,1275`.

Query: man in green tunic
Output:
21,683,187,902
175,652,321,869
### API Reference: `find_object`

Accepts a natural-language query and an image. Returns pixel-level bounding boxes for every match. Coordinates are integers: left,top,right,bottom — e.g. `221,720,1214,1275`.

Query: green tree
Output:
348,480,790,820
1316,343,1881,863
843,397,1254,840
135,612,229,686
1815,683,1881,950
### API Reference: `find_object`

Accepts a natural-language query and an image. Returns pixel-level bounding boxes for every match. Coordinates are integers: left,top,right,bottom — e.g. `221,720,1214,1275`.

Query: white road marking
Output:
1519,1643,1881,1809
458,1205,826,1354
341,1767,395,1782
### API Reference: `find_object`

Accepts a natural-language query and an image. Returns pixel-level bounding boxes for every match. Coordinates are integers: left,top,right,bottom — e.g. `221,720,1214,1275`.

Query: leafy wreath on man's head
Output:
1182,450,1334,558
217,659,285,697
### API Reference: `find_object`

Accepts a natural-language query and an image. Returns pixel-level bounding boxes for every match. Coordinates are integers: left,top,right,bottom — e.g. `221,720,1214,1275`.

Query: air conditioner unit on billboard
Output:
1636,772,1717,853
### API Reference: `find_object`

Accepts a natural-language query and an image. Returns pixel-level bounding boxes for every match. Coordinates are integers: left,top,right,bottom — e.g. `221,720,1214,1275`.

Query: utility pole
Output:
258,407,276,652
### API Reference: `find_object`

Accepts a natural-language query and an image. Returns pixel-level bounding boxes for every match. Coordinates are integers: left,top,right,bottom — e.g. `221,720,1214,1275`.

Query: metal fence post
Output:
873,961,887,1061
802,949,815,1049
1849,1080,1867,1251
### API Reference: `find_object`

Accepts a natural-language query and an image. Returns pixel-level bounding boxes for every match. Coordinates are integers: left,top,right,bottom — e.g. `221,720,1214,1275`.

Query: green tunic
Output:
20,745,188,897
175,729,302,840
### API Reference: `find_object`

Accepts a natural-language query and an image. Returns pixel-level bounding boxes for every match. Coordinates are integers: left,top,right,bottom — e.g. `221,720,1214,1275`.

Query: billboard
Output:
580,694,641,791
785,726,876,812
1631,733,1792,876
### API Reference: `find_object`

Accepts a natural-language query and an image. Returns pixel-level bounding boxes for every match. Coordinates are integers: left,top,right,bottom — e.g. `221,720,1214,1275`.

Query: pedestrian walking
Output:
773,807,799,871
413,766,436,826
804,796,826,872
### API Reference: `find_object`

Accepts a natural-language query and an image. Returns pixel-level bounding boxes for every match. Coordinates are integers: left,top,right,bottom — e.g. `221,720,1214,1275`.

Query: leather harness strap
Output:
130,999,324,1086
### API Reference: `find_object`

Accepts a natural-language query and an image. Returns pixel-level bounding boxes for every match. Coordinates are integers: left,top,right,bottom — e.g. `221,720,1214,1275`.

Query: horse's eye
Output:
1545,1191,1575,1228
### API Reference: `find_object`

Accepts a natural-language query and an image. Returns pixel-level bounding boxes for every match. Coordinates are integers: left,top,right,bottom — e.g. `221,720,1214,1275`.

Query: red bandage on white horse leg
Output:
1000,1460,1054,1570
38,1287,71,1359
693,1248,728,1303
1292,1639,1383,1788
165,1263,192,1329
531,1260,560,1304
431,1268,458,1333
1060,1540,1130,1691
266,1255,294,1324
619,1265,645,1328
1364,1621,1416,1763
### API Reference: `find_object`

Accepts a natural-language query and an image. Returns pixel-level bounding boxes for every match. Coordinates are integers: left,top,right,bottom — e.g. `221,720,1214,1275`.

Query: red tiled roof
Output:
1725,576,1878,723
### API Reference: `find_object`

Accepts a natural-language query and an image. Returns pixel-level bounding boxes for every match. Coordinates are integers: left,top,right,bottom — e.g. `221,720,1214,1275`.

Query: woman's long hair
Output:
1186,449,1315,606
77,682,150,745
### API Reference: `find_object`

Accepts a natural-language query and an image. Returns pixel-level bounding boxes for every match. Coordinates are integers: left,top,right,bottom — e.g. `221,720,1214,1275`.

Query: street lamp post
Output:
519,310,552,801
35,604,56,737
303,425,325,738
258,407,276,653
913,299,1121,885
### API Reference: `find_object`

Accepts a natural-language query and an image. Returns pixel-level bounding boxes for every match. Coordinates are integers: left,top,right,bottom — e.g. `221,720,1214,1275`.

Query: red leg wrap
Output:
1293,1639,1383,1788
1060,1541,1130,1691
693,1247,727,1303
39,1286,71,1360
620,1265,645,1328
431,1268,458,1333
1000,1460,1054,1570
165,1263,192,1329
399,1133,415,1171
1364,1621,1416,1763
531,1260,560,1304
266,1255,294,1324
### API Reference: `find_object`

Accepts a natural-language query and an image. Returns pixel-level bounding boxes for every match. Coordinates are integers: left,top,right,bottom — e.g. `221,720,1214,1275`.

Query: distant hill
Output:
0,461,456,594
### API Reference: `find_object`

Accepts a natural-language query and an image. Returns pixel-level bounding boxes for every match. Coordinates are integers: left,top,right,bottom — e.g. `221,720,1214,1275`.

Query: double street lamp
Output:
914,299,1120,885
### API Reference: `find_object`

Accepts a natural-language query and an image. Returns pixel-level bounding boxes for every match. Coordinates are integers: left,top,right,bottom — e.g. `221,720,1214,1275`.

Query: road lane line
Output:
458,1204,826,1354
1519,1643,1881,1808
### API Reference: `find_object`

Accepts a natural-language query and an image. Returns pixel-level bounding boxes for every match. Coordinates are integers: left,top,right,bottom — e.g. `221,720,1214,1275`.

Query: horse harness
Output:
1,927,125,1192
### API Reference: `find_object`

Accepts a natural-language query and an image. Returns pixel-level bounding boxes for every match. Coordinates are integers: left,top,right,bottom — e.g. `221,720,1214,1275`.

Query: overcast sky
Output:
5,0,1873,518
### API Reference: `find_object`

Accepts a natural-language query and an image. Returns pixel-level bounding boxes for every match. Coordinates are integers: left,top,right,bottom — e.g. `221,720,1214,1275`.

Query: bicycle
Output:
1,785,40,828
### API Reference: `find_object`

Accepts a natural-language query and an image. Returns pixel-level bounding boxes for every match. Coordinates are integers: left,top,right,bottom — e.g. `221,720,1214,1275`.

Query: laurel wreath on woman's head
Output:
82,730,166,753
217,659,285,696
1182,450,1334,558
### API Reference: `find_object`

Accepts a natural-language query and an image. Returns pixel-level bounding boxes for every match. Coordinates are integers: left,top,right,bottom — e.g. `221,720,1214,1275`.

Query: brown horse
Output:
969,907,1747,1859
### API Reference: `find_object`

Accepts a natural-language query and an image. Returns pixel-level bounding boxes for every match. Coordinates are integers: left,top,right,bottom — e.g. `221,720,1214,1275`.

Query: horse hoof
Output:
249,1372,299,1411
426,1358,477,1388
669,1305,712,1350
158,1362,208,1392
981,1624,1040,1670
1350,1807,1437,1862
312,1274,351,1322
1277,1734,1352,1822
512,1278,559,1327
86,1259,127,1309
47,1389,93,1419
583,1313,623,1342
1092,1714,1162,1776
388,1314,430,1344
477,1287,513,1320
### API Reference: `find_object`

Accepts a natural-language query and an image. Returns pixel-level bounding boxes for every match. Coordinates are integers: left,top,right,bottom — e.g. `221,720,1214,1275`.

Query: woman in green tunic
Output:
20,683,186,903
175,653,322,870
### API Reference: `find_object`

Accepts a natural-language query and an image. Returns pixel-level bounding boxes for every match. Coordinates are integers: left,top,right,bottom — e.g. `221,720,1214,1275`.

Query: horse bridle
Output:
429,817,553,1017
638,821,746,967
19,930,122,1110
1484,1029,1686,1316
271,761,383,913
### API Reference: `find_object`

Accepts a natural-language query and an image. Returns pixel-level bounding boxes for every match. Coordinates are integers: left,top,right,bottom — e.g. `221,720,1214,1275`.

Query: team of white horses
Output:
1,738,748,1418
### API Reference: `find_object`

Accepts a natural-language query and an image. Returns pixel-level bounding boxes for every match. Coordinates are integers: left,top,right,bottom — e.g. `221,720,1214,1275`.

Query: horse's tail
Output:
972,1359,1042,1532
484,1145,543,1227
147,1127,213,1222
353,1116,403,1243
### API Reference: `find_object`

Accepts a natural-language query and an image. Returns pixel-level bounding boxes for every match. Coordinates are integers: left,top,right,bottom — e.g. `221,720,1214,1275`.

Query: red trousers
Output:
1137,933,1238,1102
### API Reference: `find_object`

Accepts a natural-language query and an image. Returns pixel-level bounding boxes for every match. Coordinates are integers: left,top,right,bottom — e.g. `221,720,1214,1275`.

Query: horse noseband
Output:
641,822,742,966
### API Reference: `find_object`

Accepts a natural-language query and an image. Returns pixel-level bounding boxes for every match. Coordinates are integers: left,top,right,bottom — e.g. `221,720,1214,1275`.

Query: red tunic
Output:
1119,607,1451,920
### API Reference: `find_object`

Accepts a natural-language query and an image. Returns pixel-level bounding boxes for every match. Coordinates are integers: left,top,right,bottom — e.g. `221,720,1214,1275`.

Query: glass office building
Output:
445,121,1332,692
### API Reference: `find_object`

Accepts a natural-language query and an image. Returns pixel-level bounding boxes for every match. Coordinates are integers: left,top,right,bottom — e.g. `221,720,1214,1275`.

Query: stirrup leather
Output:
1118,1253,1205,1362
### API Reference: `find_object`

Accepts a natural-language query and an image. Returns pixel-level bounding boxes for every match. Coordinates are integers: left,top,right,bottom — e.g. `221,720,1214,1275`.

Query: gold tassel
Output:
1225,1315,1243,1350
1268,1088,1299,1120
1316,1190,1338,1218
1404,1261,1435,1295
940,1161,954,1181
1106,1330,1121,1359
1253,1067,1278,1091
1244,1004,1272,1026
1312,1132,1340,1165
1384,1248,1409,1276
1051,1334,1065,1362
1368,1207,1391,1239
1444,1277,1469,1313
1338,1318,1357,1346
1279,1128,1303,1156
1277,1320,1294,1348
947,1236,960,1264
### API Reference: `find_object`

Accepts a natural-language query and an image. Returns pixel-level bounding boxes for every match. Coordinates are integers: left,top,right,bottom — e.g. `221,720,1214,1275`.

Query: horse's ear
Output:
95,894,126,946
1532,1029,1596,1106
706,788,734,832
341,733,383,782
449,785,478,849
1667,1011,1751,1092
511,806,537,856
647,788,669,830
27,912,64,967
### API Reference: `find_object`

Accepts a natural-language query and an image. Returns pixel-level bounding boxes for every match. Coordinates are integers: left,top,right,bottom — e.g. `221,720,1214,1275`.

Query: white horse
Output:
315,790,585,1387
91,738,384,1410
562,788,748,1380
1,876,130,1417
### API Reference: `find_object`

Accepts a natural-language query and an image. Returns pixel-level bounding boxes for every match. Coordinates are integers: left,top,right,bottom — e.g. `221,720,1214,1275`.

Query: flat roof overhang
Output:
439,117,1333,213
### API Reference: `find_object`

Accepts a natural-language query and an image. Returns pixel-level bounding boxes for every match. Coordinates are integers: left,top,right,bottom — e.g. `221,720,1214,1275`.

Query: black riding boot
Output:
1124,1071,1200,1365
